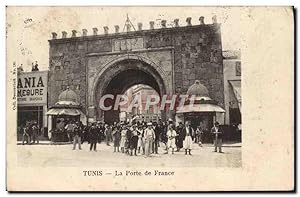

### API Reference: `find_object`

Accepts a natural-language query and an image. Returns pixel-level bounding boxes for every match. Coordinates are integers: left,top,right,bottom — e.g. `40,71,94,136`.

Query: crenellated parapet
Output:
50,15,219,40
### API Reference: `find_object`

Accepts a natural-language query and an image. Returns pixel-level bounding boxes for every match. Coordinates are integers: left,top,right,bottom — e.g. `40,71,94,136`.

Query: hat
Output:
147,122,152,126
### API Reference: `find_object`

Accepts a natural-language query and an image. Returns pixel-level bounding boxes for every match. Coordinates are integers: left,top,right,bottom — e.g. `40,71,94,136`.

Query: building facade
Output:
119,85,161,123
17,71,48,138
48,16,224,124
128,85,161,122
223,50,241,126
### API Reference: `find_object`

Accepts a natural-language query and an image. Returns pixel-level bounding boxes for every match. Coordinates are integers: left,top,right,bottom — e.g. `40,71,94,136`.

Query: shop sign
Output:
17,71,48,105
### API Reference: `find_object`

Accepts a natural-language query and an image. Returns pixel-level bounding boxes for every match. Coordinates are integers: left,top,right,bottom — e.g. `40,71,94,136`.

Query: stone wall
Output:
48,40,87,113
48,18,224,116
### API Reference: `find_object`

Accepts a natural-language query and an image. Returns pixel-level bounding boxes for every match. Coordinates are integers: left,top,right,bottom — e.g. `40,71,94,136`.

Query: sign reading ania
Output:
17,71,48,105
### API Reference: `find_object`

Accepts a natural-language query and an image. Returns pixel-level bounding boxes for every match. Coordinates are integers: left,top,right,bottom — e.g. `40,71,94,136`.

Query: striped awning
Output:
46,108,81,116
176,104,225,114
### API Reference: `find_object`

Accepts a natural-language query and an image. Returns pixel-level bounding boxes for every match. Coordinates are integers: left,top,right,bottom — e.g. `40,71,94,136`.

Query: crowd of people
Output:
62,119,224,156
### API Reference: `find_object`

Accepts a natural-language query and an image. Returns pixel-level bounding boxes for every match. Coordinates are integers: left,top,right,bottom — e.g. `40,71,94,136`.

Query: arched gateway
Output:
89,55,173,123
48,19,224,125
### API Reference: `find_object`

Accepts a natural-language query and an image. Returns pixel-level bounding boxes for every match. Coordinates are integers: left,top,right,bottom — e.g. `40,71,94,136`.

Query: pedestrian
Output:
112,124,121,152
182,121,194,155
120,124,127,153
22,125,30,145
89,123,98,151
160,122,168,150
34,61,39,71
31,62,35,71
211,122,223,153
124,125,132,155
96,122,103,143
152,122,161,154
31,121,39,144
72,122,82,150
140,125,147,155
110,122,116,142
130,124,139,156
165,124,177,154
137,125,143,154
176,122,184,151
144,122,155,157
195,125,204,146
105,123,112,146
26,121,33,144
81,124,89,144
65,121,76,142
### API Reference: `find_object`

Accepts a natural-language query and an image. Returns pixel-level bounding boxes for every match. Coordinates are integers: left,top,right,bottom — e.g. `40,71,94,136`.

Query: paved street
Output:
17,142,242,168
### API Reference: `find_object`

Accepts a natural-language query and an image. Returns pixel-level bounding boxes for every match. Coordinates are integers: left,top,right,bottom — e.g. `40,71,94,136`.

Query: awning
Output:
55,100,79,106
46,108,81,116
229,80,241,110
176,104,225,114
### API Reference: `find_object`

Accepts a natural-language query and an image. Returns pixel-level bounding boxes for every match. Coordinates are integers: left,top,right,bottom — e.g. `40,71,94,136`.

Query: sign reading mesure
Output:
17,71,48,105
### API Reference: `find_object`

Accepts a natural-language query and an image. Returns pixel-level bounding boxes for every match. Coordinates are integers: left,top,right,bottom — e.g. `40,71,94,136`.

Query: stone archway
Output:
89,55,173,123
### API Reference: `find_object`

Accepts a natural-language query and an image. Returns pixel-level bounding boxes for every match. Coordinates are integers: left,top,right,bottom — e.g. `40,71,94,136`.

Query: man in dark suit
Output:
89,122,98,151
211,122,223,153
176,122,184,151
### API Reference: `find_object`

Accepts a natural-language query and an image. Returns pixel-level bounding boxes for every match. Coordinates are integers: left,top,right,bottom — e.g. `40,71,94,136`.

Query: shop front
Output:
17,71,48,140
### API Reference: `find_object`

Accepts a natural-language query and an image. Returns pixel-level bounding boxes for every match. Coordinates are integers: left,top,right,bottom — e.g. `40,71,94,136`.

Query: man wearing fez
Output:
89,122,98,152
182,121,194,155
211,122,223,153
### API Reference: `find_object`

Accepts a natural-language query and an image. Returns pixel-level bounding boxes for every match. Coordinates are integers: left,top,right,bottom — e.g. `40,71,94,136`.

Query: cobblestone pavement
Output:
17,142,242,168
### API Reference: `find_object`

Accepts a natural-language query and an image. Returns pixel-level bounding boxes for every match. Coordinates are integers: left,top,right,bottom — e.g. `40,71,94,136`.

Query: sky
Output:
6,6,241,71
